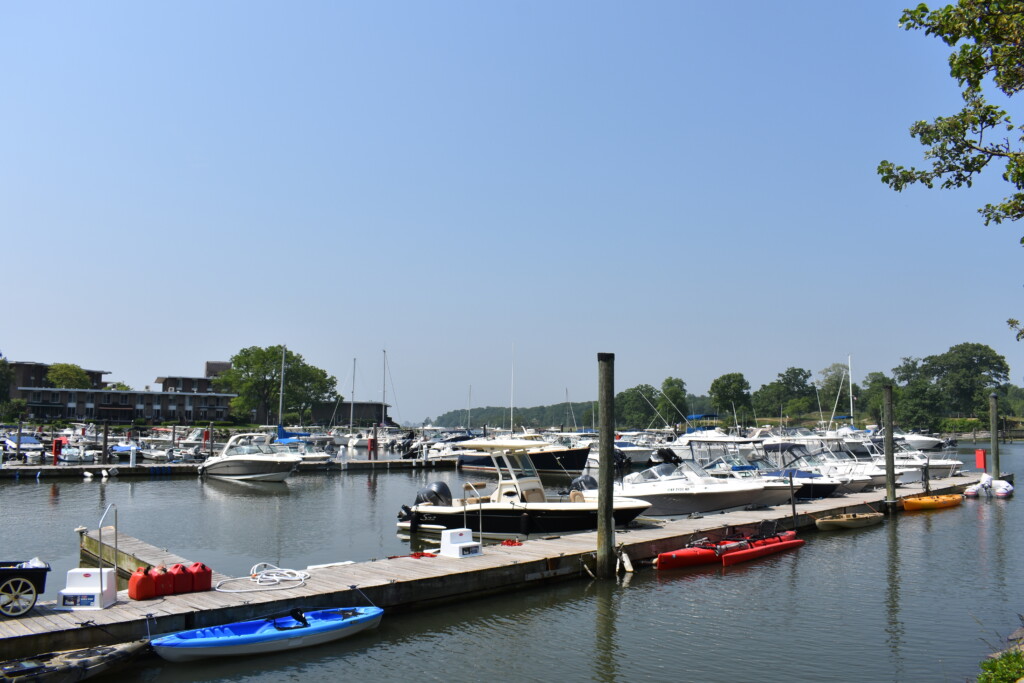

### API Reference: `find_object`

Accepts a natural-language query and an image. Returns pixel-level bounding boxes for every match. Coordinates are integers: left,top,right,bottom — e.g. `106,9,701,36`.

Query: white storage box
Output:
57,568,117,610
439,528,482,558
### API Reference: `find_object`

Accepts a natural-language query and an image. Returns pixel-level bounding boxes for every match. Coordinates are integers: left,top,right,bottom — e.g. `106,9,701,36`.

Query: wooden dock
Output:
0,457,456,480
0,474,978,658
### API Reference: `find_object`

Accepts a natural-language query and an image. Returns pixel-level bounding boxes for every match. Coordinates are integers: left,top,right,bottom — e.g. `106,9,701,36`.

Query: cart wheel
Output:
0,577,38,617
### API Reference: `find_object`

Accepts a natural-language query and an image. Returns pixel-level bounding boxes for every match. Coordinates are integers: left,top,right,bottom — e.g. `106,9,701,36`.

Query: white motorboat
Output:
574,460,767,516
397,448,650,539
198,433,302,482
877,427,944,451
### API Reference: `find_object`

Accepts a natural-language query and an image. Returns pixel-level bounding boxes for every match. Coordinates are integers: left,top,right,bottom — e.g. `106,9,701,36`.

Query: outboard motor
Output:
413,481,453,507
648,448,680,467
569,474,599,492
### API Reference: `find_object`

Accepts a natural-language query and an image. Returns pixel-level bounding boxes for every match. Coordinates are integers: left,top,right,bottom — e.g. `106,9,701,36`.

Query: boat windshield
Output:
225,444,277,456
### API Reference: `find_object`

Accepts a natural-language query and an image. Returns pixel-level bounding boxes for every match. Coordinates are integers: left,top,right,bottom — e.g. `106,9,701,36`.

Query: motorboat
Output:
573,460,767,516
878,427,944,451
814,512,884,531
758,442,848,498
964,473,1014,498
198,433,302,482
451,437,590,475
873,442,963,479
151,606,383,662
704,452,805,507
396,448,650,539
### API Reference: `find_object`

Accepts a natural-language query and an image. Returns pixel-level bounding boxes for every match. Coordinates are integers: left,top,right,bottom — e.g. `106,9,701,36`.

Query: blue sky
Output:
3,2,1021,425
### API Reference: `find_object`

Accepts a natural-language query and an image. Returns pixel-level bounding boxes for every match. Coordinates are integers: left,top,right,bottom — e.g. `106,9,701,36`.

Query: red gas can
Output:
148,566,174,596
187,562,212,592
168,563,193,594
128,567,156,600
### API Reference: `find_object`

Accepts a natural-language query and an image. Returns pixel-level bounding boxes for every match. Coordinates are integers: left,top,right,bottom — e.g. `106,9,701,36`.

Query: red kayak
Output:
656,530,802,569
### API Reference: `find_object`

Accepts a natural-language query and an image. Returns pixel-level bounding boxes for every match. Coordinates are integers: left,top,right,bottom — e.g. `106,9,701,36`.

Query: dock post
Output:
990,392,999,477
883,385,897,514
15,419,22,462
102,420,109,463
596,352,615,579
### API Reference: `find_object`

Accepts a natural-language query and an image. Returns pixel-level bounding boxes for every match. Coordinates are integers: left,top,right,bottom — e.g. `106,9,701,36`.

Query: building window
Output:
102,394,111,405
119,394,128,405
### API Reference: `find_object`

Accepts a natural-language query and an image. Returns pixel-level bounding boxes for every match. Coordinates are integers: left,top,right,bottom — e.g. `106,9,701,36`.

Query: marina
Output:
1,442,1020,681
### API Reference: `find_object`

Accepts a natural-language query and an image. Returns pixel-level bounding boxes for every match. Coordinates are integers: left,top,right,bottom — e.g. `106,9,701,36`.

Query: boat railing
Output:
96,503,118,596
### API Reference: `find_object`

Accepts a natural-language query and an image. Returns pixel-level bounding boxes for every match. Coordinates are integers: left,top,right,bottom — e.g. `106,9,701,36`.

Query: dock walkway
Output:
0,475,977,658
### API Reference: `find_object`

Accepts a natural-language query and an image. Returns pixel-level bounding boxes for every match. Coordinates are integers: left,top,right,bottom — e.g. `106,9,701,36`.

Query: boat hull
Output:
152,607,383,662
0,639,148,681
398,499,649,538
656,530,799,569
458,447,590,475
199,458,298,482
814,512,884,531
902,494,963,510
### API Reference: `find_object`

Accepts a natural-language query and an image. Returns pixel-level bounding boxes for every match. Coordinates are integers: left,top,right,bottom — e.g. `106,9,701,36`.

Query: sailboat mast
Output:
278,345,286,426
349,358,355,428
848,354,854,427
382,350,387,428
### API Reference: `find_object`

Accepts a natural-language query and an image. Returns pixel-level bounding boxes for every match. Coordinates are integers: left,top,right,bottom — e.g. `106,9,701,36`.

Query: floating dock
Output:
0,474,979,658
0,457,456,479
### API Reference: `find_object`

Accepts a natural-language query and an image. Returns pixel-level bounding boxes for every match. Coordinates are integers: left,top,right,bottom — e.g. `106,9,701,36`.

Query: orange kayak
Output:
902,494,963,510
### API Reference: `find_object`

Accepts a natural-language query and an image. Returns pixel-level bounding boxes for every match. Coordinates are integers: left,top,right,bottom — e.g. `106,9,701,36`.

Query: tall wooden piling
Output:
883,385,896,514
596,352,615,579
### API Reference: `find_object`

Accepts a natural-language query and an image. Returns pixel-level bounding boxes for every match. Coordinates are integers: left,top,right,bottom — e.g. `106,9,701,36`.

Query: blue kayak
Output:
151,606,383,662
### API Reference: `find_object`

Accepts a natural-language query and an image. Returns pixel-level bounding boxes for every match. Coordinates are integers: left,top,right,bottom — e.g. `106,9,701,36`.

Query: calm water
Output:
4,443,1022,682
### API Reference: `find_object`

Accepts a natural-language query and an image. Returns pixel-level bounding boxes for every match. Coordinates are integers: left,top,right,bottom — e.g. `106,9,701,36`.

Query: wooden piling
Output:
596,352,615,579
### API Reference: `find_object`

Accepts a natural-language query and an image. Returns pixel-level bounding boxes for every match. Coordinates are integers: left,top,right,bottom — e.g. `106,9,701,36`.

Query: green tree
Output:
708,373,751,419
656,377,688,426
0,356,11,403
0,398,27,421
879,2,1024,228
104,382,132,391
214,346,339,424
858,371,894,425
922,341,1009,414
752,367,814,419
615,384,659,429
46,363,91,388
817,363,856,418
877,2,1024,335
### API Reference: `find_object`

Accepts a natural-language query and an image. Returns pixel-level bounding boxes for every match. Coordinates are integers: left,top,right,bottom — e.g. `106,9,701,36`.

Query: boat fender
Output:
520,512,531,537
409,511,421,533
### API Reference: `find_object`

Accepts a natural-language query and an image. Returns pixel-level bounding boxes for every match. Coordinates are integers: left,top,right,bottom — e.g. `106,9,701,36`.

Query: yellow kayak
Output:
902,494,963,511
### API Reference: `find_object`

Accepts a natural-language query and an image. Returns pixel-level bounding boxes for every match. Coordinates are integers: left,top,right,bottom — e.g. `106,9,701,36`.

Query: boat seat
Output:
569,490,585,503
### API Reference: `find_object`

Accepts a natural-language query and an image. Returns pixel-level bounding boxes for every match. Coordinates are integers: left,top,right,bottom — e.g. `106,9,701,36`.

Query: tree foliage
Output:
0,355,11,403
752,367,815,419
214,346,339,424
708,373,751,418
879,1,1024,228
615,384,660,429
878,2,1024,337
46,363,92,389
656,377,688,425
104,382,132,391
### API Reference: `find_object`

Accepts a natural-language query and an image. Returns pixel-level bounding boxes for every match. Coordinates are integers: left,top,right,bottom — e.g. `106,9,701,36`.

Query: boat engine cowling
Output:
414,481,453,507
569,474,598,492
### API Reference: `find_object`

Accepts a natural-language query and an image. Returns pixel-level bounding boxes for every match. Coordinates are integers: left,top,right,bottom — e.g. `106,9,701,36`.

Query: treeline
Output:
428,342,1024,432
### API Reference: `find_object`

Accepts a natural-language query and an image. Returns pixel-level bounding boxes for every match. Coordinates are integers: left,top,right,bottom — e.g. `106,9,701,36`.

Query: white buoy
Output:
83,471,93,480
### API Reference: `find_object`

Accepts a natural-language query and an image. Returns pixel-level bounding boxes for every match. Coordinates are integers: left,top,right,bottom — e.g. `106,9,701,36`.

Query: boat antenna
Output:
827,369,846,432
639,390,671,428
656,388,688,427
848,354,855,428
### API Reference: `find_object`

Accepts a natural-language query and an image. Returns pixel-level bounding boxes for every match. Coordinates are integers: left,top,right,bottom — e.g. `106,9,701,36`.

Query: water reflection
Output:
885,513,903,679
591,577,619,683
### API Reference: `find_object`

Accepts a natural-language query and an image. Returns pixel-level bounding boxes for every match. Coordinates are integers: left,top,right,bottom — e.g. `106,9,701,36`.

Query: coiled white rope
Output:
214,562,311,593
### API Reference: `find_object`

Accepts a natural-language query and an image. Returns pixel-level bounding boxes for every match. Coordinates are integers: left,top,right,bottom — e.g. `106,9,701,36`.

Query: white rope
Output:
214,562,311,593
